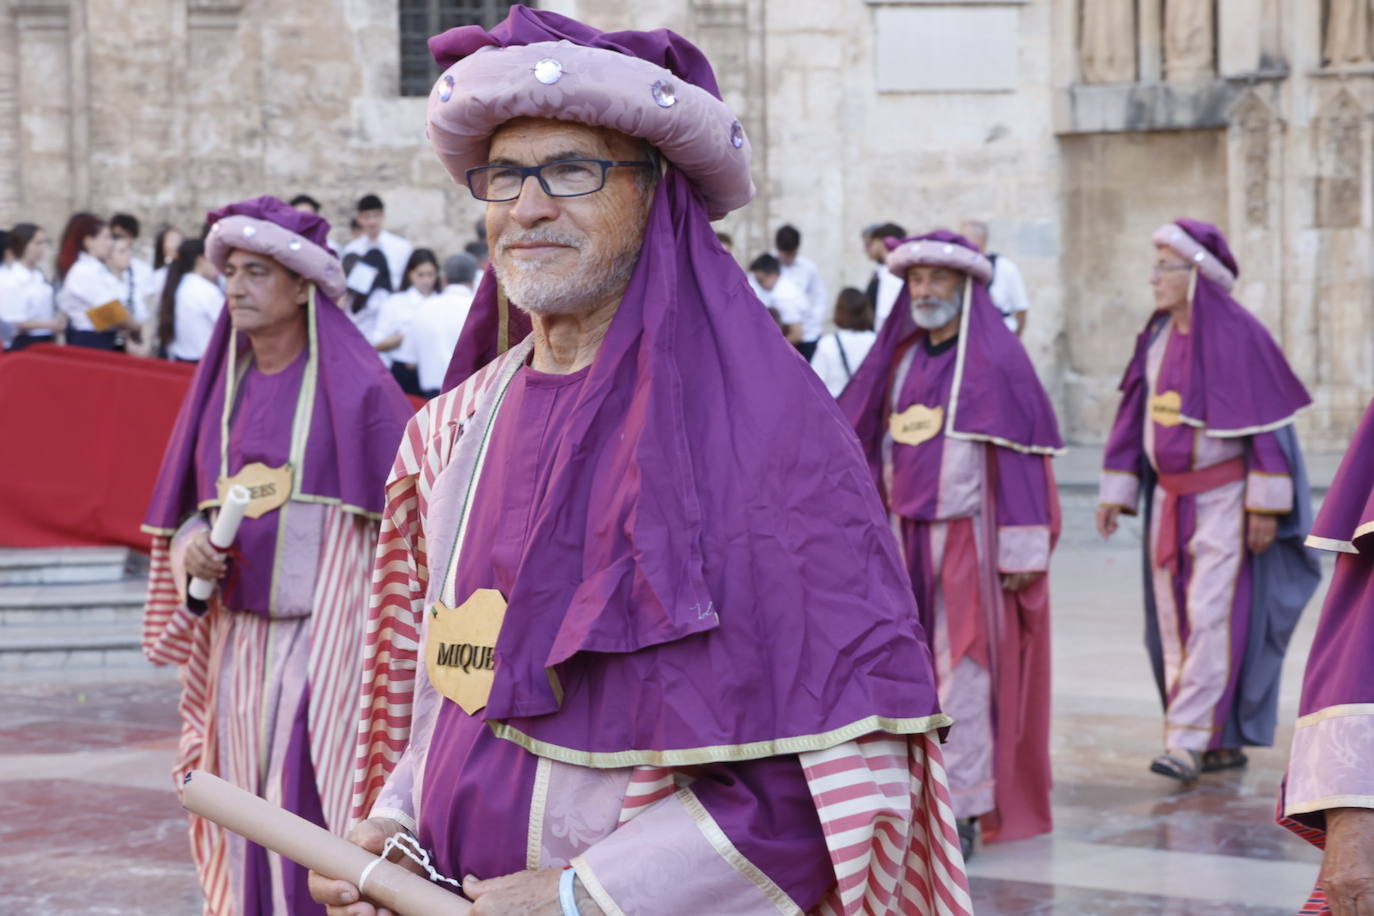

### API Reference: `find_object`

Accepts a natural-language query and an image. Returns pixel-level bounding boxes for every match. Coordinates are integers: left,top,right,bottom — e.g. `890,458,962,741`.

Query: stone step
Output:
0,577,148,627
0,546,147,586
0,623,151,672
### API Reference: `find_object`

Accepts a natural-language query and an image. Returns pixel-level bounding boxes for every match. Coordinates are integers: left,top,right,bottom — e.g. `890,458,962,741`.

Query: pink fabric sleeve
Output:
574,756,830,915
1245,431,1294,515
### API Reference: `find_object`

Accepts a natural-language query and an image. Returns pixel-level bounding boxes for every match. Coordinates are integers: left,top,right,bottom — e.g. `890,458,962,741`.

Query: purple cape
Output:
838,230,1063,477
1310,399,1374,552
1132,218,1310,436
143,197,412,580
432,9,944,759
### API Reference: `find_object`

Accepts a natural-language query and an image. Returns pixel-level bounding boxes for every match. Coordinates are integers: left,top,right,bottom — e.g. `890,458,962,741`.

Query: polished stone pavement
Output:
0,538,1330,914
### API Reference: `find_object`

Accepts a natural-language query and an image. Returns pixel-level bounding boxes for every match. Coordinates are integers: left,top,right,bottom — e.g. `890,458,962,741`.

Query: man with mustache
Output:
839,230,1063,859
140,196,412,913
311,8,970,916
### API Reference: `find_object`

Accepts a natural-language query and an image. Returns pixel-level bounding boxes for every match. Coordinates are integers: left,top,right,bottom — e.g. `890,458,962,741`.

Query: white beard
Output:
911,296,961,330
494,228,640,316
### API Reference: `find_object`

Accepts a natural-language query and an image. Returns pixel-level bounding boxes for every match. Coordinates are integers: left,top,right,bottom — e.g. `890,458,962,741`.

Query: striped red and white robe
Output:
142,505,378,914
350,342,973,916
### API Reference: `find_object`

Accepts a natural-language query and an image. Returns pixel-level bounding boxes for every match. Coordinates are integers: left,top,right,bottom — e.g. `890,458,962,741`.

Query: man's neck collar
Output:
528,296,621,375
247,317,309,374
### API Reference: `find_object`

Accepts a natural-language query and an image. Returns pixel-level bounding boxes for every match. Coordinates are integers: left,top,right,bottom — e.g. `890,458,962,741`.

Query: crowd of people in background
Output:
0,193,485,400
1,196,1034,402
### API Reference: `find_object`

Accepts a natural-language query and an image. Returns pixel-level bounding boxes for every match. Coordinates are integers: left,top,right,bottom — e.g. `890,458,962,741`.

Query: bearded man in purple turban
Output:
1097,219,1320,784
141,196,412,914
310,7,971,916
838,232,1063,859
1278,399,1374,916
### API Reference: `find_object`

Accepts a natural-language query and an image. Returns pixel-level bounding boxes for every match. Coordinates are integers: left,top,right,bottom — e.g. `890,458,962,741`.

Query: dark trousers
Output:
67,329,119,350
6,333,53,352
390,362,421,396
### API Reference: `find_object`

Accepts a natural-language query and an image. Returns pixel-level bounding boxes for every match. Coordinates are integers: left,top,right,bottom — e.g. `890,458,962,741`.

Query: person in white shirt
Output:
373,248,441,395
959,219,1030,337
342,249,393,343
410,252,479,397
861,222,907,331
56,212,133,350
112,213,157,355
341,193,413,291
0,224,64,351
774,224,828,361
145,224,185,324
748,253,806,344
157,239,223,362
811,287,878,399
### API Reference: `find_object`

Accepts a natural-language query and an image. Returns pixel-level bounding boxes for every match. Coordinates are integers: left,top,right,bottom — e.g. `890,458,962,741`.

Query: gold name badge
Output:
1150,390,1184,428
890,403,945,447
427,588,508,716
216,462,293,519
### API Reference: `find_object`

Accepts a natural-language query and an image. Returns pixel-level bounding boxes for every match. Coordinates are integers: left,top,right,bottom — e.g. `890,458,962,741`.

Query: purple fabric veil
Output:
143,197,412,535
431,10,944,759
1145,218,1310,436
838,229,1063,480
1309,399,1374,553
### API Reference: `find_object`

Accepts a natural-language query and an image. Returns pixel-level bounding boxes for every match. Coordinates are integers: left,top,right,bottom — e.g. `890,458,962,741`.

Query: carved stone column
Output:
1323,0,1372,67
1163,0,1216,81
1079,0,1137,84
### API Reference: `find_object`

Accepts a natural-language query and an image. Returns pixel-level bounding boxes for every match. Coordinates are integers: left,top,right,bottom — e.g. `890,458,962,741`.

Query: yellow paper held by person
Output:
85,299,130,332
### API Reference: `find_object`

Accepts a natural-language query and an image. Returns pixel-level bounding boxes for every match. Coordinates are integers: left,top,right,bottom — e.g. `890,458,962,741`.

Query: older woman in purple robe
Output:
1097,219,1320,783
310,8,971,916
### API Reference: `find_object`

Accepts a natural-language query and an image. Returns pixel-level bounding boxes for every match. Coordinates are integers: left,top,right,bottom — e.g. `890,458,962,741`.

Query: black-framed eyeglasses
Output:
465,158,657,202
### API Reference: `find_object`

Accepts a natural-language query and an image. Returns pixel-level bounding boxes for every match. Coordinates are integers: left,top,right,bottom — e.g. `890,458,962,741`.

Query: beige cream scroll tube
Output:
188,485,251,602
182,770,470,914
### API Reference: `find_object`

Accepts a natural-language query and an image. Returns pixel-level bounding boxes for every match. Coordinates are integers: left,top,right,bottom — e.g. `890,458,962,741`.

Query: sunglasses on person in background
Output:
466,158,656,202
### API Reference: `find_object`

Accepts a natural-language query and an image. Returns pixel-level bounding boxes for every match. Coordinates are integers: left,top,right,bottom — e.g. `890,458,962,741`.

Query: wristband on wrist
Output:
559,865,582,916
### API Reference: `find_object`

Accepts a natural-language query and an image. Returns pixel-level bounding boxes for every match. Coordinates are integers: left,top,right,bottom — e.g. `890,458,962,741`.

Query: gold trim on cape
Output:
486,713,954,769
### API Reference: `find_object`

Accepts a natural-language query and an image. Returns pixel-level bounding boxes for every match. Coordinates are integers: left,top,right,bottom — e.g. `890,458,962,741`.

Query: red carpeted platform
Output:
0,344,423,552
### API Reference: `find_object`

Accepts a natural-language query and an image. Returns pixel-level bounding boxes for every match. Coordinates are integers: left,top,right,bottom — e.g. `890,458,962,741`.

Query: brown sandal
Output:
1149,749,1201,782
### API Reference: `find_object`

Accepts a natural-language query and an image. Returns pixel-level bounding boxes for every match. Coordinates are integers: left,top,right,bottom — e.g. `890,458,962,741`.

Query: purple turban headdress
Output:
1126,218,1310,436
142,196,412,610
403,8,946,761
839,229,1064,465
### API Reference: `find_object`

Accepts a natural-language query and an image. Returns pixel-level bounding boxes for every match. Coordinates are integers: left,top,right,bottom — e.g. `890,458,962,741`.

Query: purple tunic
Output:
416,363,830,905
195,351,306,612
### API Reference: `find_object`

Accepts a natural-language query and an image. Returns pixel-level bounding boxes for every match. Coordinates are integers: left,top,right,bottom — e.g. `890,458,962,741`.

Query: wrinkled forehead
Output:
226,248,284,272
1154,243,1189,265
488,117,643,163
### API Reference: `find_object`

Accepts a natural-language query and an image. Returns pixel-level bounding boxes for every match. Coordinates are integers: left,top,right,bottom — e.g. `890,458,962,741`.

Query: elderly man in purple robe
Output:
1279,398,1374,916
838,231,1062,859
309,8,972,916
1096,219,1320,783
141,196,412,914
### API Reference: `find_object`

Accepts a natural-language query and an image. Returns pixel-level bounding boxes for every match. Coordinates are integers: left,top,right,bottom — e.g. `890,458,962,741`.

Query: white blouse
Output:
0,263,57,339
167,272,224,362
56,252,127,332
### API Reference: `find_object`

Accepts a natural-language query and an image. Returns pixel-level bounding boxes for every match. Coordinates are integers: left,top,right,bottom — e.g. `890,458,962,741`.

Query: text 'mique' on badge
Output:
889,403,945,447
427,588,507,716
217,462,293,519
1149,390,1184,428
